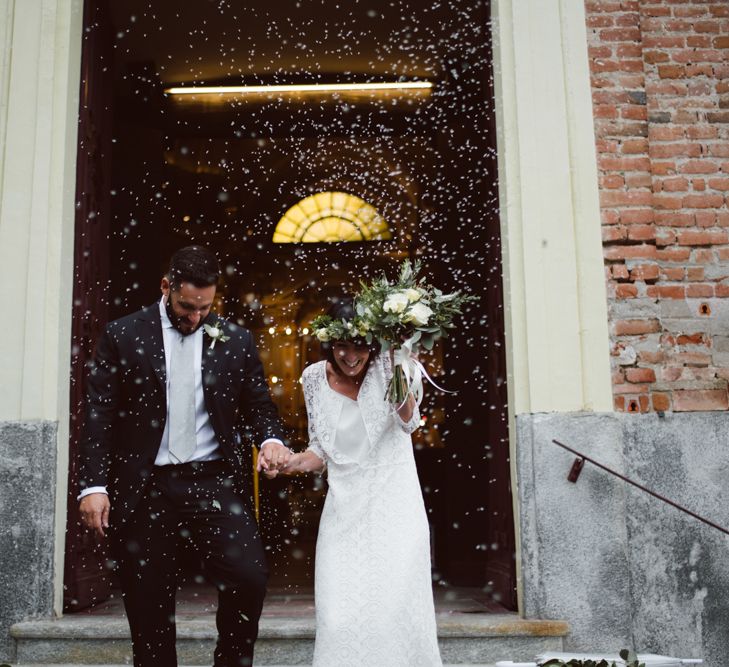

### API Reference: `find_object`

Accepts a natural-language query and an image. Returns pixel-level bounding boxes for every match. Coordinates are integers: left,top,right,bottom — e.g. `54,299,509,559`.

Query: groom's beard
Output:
165,298,201,336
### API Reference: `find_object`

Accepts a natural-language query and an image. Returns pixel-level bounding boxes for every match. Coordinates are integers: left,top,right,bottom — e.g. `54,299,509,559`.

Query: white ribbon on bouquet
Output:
392,336,454,408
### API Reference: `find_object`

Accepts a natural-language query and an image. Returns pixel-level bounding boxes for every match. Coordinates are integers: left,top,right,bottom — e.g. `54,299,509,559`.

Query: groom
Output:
77,245,292,667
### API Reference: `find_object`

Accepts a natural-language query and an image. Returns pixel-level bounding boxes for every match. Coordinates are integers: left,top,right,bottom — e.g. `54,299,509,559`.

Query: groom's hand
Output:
257,441,292,475
79,493,110,538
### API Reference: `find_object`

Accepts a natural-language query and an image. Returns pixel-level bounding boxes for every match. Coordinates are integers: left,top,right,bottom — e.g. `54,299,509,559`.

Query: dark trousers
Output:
114,461,268,667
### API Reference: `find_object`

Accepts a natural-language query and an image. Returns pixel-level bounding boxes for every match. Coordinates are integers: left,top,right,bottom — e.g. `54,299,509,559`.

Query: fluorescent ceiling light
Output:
165,81,433,95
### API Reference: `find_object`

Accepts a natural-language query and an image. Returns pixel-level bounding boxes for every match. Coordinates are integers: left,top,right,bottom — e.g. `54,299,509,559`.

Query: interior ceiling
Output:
107,0,480,85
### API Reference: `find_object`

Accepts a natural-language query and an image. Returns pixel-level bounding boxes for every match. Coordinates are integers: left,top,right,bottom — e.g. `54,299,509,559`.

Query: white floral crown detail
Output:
310,314,371,343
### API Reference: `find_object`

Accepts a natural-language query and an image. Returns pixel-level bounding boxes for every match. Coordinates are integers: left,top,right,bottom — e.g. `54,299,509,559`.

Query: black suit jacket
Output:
78,302,286,528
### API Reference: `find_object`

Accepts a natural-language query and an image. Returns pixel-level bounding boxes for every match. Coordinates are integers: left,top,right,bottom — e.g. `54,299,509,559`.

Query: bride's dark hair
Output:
322,296,381,376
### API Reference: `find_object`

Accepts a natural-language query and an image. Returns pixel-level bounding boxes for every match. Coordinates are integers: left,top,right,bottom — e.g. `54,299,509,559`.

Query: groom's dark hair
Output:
167,245,220,290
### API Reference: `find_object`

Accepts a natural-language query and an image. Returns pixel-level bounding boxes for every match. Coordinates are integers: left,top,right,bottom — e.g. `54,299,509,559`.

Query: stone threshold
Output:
11,613,569,640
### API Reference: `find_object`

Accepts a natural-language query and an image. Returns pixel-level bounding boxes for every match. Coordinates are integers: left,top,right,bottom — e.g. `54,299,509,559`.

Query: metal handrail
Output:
551,439,729,537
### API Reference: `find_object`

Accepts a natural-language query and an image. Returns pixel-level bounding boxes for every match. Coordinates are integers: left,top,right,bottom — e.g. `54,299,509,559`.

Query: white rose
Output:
404,302,433,327
383,292,409,314
316,328,330,342
405,288,422,303
208,327,220,338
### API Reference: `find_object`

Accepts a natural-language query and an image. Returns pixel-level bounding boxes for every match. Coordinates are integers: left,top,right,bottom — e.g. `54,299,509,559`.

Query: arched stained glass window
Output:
272,191,392,243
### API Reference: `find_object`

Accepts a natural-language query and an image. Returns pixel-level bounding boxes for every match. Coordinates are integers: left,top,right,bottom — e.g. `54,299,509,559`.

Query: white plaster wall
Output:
0,0,83,615
493,0,612,417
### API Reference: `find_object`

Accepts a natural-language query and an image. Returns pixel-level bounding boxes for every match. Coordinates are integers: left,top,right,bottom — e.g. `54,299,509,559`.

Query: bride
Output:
261,298,443,667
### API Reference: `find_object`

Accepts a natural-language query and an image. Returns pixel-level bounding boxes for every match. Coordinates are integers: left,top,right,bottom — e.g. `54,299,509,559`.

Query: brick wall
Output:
586,0,729,412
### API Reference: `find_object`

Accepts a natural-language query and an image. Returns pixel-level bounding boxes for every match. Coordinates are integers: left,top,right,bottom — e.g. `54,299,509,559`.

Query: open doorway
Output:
65,0,515,614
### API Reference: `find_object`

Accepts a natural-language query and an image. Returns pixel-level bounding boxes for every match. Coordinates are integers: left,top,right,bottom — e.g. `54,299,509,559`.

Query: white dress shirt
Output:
78,297,282,499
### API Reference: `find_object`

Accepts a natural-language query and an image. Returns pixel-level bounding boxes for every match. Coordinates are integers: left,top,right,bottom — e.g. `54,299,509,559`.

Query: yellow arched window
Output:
272,191,392,243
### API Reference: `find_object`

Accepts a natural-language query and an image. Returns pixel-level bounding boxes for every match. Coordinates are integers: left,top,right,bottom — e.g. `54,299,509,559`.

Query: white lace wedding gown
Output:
301,355,442,667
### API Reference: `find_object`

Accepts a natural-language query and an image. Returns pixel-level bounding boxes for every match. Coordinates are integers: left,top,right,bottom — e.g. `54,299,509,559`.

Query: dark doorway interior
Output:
65,0,515,613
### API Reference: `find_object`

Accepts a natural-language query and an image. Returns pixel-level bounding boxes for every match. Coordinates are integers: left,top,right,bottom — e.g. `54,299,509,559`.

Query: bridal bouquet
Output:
355,260,478,405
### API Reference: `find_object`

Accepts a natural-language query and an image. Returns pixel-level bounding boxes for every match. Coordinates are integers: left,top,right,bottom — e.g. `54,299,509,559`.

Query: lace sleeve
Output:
302,365,326,467
380,352,421,434
393,401,420,434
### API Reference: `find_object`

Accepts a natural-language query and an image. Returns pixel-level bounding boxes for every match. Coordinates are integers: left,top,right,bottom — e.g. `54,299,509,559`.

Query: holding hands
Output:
257,440,293,478
257,441,325,478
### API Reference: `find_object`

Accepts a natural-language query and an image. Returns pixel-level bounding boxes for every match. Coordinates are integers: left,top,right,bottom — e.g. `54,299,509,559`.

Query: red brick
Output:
602,190,654,207
695,210,717,227
651,161,678,176
687,284,715,298
625,172,653,188
673,389,729,412
673,6,709,18
604,244,658,261
687,266,705,281
682,194,725,208
677,230,729,245
614,319,662,336
709,178,729,191
652,392,671,412
686,64,716,78
687,35,713,48
603,226,628,243
659,177,690,192
672,49,725,64
662,367,683,383
650,143,701,159
658,64,687,79
656,228,677,246
646,285,687,299
670,352,712,367
657,247,691,261
602,209,621,225
626,367,657,384
710,145,729,158
630,264,660,281
650,127,685,142
661,267,686,281
621,209,654,224
654,211,695,227
621,105,648,120
639,350,665,365
653,194,683,210
612,264,630,280
713,36,729,49
598,156,653,172
601,174,626,188
627,224,655,241
680,160,721,175
693,179,707,193
710,5,729,18
692,249,717,263
600,28,642,42
686,126,718,140
643,36,685,49
642,5,671,18
614,383,650,396
622,138,649,154
616,284,639,298
714,283,729,297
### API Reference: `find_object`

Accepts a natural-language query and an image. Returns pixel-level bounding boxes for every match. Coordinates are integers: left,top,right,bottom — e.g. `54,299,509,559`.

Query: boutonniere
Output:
203,321,231,349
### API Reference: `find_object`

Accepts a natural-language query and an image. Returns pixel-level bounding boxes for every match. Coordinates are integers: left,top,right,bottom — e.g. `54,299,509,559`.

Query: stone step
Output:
10,614,567,665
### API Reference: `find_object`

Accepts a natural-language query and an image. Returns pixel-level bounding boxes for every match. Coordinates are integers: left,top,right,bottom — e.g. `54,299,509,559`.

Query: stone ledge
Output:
11,613,569,640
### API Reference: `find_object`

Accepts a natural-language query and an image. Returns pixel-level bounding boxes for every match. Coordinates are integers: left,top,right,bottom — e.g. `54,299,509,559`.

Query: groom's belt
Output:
152,459,231,478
